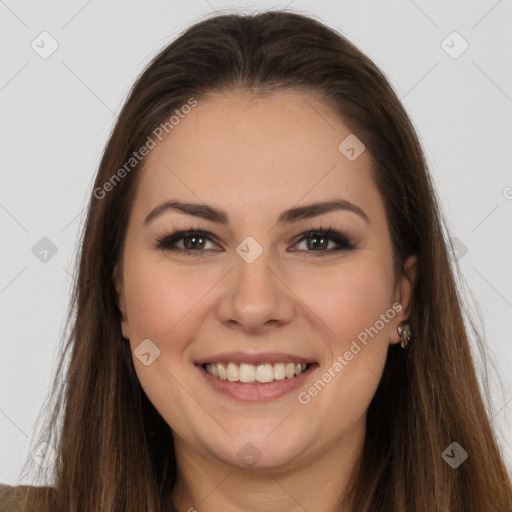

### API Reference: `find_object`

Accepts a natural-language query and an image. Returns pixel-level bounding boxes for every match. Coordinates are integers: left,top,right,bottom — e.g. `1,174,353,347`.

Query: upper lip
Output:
194,352,315,365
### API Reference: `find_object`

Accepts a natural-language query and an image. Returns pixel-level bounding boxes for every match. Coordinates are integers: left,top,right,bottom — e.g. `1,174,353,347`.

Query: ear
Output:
389,254,417,345
113,261,130,339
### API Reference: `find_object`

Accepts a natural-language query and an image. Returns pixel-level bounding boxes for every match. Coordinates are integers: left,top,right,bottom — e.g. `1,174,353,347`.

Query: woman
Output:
2,9,511,512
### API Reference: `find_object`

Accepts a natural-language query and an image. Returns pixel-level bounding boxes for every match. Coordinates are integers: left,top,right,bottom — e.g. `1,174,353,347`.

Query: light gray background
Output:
1,0,511,484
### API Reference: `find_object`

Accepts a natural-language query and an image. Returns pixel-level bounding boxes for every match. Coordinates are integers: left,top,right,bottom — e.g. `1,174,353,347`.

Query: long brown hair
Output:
13,9,512,512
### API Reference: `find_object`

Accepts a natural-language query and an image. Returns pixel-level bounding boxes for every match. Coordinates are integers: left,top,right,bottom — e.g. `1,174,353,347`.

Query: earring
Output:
397,323,411,349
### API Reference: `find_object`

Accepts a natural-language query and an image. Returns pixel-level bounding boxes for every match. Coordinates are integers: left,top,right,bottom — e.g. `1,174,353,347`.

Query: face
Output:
113,89,416,471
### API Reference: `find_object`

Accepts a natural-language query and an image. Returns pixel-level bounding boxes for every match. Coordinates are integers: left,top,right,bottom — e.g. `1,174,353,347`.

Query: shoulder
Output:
0,483,56,512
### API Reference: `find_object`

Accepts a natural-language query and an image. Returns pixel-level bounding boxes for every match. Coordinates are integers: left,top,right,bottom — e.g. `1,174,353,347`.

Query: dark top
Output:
0,483,181,511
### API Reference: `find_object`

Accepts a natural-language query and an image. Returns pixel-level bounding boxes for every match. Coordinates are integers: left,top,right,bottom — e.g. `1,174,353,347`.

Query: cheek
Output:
124,248,395,361
124,255,208,346
293,303,389,434
123,257,211,430
291,258,394,410
292,257,395,352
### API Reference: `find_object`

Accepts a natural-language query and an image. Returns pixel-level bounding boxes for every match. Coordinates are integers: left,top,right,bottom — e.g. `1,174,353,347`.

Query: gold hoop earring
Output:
397,323,411,349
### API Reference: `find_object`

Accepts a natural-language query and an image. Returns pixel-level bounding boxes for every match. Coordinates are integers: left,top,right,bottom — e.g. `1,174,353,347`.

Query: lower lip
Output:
196,364,317,402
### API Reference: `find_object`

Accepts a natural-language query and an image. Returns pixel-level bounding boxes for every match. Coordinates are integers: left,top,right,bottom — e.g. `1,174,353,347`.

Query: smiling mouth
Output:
202,362,310,384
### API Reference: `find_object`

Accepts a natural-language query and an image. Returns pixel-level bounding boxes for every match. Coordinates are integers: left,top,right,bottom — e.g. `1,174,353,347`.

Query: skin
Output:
113,89,417,512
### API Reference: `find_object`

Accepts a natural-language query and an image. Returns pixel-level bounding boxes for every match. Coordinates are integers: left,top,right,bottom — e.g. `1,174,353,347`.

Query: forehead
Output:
131,90,380,227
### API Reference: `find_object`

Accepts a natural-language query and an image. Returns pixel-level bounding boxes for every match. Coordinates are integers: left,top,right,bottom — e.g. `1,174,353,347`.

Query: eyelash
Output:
155,223,356,257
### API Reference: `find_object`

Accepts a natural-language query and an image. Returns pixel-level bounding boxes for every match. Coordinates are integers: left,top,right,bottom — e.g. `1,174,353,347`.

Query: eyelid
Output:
155,224,356,255
290,225,355,256
155,227,220,253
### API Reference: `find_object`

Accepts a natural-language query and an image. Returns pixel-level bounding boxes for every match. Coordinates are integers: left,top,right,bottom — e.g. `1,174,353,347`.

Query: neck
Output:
171,417,365,512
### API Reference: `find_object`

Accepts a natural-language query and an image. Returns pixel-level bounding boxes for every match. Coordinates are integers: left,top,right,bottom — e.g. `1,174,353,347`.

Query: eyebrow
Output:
143,199,369,226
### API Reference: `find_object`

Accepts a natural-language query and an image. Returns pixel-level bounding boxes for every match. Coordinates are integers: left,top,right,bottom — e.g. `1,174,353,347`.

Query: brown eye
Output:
156,230,220,255
292,230,355,256
155,227,355,257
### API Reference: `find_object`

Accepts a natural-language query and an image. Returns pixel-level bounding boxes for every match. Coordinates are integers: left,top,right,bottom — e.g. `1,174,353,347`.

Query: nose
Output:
216,246,295,335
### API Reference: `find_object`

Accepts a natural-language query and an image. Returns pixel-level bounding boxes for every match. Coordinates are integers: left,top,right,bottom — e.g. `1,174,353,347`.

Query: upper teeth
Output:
204,362,308,383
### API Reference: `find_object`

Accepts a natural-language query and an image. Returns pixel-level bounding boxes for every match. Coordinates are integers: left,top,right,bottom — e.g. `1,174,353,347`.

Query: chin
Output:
203,425,311,471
